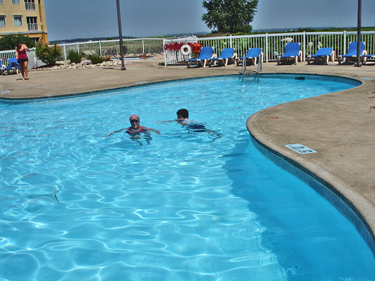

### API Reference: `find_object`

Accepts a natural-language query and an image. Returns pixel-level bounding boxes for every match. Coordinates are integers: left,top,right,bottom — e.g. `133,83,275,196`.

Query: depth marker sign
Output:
285,144,317,154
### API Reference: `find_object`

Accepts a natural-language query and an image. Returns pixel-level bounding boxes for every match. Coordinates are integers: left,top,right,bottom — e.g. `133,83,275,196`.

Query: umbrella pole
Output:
116,0,126,70
356,0,362,67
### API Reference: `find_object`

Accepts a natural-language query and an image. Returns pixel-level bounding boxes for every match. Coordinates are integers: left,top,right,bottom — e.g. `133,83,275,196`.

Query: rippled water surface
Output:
0,75,374,281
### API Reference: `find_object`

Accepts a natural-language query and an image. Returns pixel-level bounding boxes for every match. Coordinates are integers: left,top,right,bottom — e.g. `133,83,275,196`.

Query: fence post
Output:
343,30,347,55
230,35,232,48
77,43,80,54
303,31,306,62
99,40,102,56
265,33,268,63
163,38,167,66
63,44,66,60
142,38,145,54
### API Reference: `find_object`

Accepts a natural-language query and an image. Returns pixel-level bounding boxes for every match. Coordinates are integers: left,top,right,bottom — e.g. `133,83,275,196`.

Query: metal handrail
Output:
257,54,262,74
241,52,246,74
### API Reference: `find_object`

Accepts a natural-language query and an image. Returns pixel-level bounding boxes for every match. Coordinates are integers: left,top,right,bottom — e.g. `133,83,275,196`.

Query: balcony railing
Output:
28,23,38,31
25,2,36,10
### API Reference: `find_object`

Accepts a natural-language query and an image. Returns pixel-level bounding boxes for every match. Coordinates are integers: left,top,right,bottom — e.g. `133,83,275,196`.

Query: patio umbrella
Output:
281,37,294,42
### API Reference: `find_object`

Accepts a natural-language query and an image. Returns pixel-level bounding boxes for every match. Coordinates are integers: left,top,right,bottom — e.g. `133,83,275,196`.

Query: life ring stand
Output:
180,44,192,56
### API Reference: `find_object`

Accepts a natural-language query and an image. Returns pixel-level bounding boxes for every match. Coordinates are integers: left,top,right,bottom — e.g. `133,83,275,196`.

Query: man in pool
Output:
104,114,160,137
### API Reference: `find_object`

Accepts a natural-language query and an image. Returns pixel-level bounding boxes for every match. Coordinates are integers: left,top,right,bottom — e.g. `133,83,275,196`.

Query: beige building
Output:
0,0,48,43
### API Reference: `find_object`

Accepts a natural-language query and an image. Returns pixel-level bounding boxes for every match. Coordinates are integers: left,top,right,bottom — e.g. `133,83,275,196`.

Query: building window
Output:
27,17,37,31
0,16,5,27
12,0,20,4
25,0,36,10
13,15,22,26
31,37,39,44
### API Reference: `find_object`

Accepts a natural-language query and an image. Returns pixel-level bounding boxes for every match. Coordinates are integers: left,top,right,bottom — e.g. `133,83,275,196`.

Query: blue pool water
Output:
0,74,374,281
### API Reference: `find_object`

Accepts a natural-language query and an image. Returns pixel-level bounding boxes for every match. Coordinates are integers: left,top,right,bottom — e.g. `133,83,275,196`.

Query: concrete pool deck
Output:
1,56,375,243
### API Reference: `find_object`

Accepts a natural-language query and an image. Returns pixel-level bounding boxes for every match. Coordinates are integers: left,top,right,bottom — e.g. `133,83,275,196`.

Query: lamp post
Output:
356,0,362,67
116,0,126,70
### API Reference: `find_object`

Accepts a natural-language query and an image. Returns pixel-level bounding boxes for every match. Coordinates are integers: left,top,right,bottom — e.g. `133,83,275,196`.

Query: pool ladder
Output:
241,53,262,82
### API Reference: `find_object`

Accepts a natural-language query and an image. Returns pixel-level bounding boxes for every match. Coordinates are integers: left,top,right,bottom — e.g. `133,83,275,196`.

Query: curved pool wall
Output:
248,129,375,255
245,73,375,256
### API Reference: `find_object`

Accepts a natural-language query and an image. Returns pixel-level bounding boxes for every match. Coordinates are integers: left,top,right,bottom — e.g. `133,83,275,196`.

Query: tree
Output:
0,34,35,51
202,0,258,33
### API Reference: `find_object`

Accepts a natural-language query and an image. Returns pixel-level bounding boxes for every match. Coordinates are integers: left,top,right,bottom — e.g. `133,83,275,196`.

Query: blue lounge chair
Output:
209,48,236,67
187,47,214,68
363,54,375,63
338,42,366,64
236,48,263,66
2,58,20,75
307,47,335,64
277,43,302,65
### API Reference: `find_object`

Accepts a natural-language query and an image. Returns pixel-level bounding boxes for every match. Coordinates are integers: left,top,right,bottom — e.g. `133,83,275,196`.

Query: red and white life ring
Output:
180,44,192,56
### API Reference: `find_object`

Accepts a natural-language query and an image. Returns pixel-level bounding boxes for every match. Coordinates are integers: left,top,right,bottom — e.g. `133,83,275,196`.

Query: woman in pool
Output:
104,114,160,137
15,40,30,80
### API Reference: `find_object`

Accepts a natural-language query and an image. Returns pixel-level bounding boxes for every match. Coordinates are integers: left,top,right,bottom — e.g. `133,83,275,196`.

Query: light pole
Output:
356,0,362,67
116,0,126,70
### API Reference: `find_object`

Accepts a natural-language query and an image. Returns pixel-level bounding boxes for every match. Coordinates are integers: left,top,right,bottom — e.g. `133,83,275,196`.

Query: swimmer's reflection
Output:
128,131,153,146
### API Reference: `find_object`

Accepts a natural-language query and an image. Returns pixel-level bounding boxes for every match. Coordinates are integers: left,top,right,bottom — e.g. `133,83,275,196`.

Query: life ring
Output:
180,44,192,56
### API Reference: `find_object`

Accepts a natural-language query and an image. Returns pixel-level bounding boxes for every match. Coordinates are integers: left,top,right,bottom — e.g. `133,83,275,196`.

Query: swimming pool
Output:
0,74,374,280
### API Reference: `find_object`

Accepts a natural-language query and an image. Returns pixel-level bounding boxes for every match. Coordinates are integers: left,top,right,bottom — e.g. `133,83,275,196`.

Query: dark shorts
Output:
18,58,28,64
188,124,207,132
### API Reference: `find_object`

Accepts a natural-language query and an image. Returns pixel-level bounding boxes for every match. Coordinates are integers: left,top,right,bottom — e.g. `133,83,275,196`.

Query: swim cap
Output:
129,114,140,122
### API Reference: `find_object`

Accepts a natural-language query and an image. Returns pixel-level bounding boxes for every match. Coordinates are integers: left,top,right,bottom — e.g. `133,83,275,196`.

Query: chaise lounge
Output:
307,47,335,64
209,48,236,67
187,47,215,68
277,42,302,65
236,48,263,66
362,53,375,63
338,41,367,64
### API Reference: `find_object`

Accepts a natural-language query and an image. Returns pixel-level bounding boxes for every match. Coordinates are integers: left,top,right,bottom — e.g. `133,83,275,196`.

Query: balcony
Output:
28,23,38,31
25,2,36,10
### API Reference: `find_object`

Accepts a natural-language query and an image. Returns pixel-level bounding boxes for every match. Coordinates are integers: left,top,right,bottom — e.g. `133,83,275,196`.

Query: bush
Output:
87,54,103,64
67,50,82,64
0,34,35,51
35,41,62,66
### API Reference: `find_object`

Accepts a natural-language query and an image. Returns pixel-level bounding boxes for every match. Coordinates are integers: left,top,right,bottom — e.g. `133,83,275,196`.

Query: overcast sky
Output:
44,0,375,41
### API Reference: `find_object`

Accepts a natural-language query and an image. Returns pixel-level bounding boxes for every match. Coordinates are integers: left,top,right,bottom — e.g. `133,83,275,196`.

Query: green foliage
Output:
87,54,103,64
67,50,82,64
0,34,35,51
35,41,62,66
202,0,258,33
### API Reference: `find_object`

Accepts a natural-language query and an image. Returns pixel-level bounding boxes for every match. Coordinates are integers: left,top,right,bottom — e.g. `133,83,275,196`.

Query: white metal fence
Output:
0,37,164,68
59,38,163,60
1,31,374,68
164,31,375,65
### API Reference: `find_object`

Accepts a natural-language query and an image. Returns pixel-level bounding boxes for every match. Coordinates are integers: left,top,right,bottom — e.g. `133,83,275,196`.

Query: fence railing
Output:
25,2,36,10
164,31,375,65
28,23,38,31
1,31,374,68
59,38,163,60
